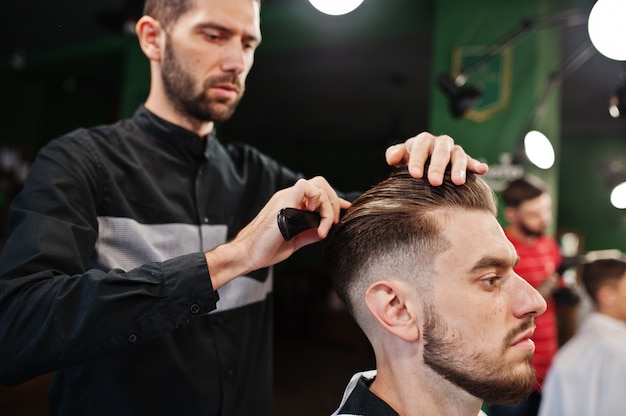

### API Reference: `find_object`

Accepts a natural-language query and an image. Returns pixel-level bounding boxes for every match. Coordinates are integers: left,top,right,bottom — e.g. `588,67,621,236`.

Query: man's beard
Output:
161,40,244,123
518,220,545,239
422,302,536,404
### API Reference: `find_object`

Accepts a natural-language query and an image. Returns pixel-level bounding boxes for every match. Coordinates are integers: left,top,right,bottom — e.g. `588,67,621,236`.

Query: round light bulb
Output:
610,181,626,209
588,0,626,61
524,130,555,170
308,0,364,16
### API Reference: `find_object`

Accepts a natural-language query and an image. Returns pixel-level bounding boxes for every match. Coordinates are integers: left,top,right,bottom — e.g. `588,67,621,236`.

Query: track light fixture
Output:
437,73,482,118
438,9,589,119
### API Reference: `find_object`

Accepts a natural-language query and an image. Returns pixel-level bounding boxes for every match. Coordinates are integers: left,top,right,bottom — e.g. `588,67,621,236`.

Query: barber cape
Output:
331,370,488,416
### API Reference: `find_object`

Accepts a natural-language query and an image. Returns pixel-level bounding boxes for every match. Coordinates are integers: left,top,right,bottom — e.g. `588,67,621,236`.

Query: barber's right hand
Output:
205,177,350,290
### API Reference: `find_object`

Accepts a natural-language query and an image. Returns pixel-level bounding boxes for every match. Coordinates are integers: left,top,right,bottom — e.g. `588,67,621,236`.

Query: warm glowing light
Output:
524,130,555,169
308,0,364,16
610,182,626,209
588,0,626,61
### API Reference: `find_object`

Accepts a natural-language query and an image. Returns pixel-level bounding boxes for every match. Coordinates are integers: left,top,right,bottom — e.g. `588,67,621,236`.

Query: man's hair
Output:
143,0,194,30
323,165,497,323
501,175,548,208
581,258,626,304
143,0,261,30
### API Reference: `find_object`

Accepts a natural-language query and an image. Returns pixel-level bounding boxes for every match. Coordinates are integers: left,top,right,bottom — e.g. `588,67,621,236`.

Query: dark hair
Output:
501,175,547,208
143,0,262,30
581,258,626,304
323,165,497,314
143,0,194,30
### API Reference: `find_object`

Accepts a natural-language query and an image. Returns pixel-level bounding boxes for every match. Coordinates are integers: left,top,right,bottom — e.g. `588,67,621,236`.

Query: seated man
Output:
323,166,547,416
538,257,626,416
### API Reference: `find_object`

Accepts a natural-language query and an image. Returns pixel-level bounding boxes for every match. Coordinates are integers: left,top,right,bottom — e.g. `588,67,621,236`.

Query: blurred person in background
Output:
539,257,626,416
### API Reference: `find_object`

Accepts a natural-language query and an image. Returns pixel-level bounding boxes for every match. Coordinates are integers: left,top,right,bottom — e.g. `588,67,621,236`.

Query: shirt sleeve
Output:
0,137,218,386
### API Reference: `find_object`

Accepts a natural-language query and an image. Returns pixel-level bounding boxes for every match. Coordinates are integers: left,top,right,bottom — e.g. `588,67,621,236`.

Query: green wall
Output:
429,0,562,229
559,133,626,252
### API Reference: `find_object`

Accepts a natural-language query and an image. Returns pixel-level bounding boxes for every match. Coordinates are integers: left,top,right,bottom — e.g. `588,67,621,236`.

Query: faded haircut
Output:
582,258,626,304
323,165,497,319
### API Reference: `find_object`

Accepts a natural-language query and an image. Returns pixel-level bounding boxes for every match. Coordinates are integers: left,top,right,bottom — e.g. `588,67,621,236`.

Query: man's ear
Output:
365,281,419,342
597,284,616,308
135,15,164,61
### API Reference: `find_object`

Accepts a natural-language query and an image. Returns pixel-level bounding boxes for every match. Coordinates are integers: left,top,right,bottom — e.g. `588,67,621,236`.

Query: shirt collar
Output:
132,106,215,160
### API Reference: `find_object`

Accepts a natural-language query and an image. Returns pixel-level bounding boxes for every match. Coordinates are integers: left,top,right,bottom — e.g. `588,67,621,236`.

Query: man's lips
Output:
511,329,536,349
210,84,239,100
212,83,238,92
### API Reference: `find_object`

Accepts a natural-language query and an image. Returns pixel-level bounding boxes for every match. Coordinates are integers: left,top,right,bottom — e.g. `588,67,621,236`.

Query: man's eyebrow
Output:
468,255,520,273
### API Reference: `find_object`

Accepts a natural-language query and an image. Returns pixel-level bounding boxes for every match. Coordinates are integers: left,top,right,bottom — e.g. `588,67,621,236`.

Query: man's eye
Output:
205,33,221,41
482,276,502,289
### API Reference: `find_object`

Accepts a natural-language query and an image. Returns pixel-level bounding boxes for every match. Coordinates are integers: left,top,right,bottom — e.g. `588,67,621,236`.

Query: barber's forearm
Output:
205,241,250,291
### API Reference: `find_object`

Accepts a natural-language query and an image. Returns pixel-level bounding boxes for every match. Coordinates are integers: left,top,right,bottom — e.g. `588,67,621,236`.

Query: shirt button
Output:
190,304,200,314
203,217,209,224
128,334,137,343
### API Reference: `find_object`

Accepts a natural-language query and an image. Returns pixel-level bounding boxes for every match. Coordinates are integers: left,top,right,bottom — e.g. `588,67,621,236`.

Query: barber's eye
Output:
205,32,222,41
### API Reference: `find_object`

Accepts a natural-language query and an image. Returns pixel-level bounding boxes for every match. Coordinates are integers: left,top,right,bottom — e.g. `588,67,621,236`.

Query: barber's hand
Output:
385,132,489,185
205,177,350,290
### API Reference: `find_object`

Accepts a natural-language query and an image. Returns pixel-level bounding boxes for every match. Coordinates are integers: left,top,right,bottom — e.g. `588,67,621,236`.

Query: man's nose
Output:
221,40,246,74
512,273,547,319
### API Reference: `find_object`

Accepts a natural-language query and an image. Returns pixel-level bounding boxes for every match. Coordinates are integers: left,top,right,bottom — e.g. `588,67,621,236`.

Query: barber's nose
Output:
221,41,246,74
512,273,547,319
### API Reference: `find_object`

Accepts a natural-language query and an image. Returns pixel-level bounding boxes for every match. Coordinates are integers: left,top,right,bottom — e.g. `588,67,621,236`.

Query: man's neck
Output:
371,364,482,416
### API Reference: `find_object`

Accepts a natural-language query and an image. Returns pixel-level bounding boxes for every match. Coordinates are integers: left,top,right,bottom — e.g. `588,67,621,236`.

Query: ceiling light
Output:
610,181,626,209
588,0,626,61
308,0,364,16
524,130,555,169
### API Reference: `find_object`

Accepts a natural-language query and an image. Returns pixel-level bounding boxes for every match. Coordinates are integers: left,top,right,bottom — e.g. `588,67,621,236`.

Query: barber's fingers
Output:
385,132,488,185
306,176,351,223
293,177,350,239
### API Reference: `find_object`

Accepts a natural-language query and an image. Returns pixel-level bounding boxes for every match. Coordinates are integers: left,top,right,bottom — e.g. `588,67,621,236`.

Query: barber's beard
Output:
519,221,546,239
422,303,536,404
161,41,244,123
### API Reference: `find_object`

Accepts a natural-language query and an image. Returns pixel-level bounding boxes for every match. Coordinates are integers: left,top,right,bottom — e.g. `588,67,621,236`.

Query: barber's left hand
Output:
385,132,489,186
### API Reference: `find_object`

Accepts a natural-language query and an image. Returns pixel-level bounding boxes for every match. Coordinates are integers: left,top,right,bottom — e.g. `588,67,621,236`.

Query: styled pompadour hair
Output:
323,164,497,316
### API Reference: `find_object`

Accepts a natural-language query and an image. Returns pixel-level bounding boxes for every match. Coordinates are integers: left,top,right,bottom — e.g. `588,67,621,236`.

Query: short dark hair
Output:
501,175,547,208
581,258,626,304
143,0,194,30
323,165,497,315
143,0,262,30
